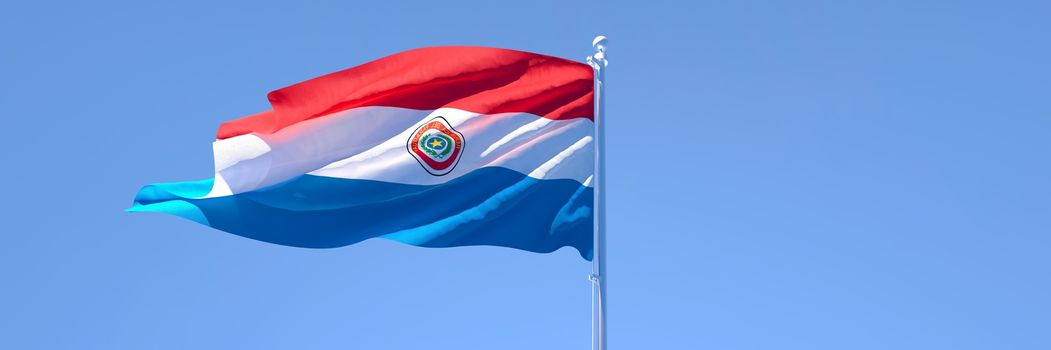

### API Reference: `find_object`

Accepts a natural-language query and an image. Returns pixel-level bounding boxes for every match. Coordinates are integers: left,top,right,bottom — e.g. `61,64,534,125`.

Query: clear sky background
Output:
2,0,1049,349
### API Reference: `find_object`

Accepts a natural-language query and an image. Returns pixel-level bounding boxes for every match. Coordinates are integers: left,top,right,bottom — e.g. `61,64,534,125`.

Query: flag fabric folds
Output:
130,46,595,260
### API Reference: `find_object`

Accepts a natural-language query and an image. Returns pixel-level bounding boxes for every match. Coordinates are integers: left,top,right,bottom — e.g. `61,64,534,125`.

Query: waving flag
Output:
130,46,595,260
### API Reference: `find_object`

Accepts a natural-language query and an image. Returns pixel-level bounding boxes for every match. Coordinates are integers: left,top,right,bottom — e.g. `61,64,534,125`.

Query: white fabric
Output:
205,106,593,198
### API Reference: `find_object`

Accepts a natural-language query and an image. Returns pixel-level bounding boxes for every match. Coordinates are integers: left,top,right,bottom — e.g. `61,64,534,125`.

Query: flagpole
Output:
587,35,608,350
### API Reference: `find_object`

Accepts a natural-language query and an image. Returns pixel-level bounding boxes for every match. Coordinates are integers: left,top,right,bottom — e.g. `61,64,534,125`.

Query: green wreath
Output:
419,133,454,159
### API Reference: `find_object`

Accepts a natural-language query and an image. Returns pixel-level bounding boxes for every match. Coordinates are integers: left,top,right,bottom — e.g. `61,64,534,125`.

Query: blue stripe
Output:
130,167,593,260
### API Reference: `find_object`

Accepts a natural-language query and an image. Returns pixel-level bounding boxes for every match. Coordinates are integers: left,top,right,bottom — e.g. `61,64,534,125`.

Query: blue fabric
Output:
130,167,593,260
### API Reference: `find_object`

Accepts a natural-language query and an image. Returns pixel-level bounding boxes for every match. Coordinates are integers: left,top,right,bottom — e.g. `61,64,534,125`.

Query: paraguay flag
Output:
130,46,595,260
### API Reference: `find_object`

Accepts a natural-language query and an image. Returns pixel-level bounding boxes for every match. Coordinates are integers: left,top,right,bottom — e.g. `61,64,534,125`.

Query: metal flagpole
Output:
587,35,608,350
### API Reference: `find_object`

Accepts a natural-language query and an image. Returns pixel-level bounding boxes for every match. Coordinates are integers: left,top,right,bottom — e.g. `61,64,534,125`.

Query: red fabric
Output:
217,46,593,140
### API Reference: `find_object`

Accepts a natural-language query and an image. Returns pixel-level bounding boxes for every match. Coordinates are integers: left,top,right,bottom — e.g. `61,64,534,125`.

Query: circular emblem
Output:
407,117,464,176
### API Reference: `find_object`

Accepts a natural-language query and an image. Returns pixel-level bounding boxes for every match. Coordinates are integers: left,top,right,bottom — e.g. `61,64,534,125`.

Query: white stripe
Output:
204,106,593,197
481,118,552,157
525,136,592,180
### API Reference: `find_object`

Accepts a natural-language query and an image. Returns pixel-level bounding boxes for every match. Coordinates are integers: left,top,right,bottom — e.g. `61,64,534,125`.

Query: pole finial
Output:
587,35,609,70
592,35,608,51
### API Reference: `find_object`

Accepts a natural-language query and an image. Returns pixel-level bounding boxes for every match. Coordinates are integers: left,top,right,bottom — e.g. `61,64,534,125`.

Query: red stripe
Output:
217,46,593,140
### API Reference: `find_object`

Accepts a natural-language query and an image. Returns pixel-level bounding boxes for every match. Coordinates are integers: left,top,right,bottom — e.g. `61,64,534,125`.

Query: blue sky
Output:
2,0,1049,348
